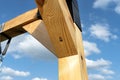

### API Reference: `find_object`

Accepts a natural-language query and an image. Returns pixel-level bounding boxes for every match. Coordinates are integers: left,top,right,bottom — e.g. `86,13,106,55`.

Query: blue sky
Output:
0,0,120,80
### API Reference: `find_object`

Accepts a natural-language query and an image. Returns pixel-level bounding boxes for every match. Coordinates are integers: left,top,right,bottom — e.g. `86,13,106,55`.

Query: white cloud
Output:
93,0,120,14
101,69,115,75
81,23,86,34
86,58,114,80
89,74,105,80
86,58,111,69
83,41,100,56
93,0,113,9
32,77,47,80
11,54,21,59
0,76,13,80
5,34,56,60
89,73,114,80
2,66,30,77
81,23,84,28
106,75,113,79
113,0,120,14
115,6,120,13
115,4,120,14
90,23,118,42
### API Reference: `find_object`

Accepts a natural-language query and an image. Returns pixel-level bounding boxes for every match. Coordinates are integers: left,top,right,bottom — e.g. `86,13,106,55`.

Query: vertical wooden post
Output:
59,55,82,80
59,24,88,80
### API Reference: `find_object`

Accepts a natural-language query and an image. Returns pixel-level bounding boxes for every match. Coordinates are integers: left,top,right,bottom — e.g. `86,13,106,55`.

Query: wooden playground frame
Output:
0,0,88,80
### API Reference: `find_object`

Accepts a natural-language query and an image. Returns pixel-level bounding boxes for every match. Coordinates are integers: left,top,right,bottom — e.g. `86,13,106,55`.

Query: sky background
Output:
0,0,120,80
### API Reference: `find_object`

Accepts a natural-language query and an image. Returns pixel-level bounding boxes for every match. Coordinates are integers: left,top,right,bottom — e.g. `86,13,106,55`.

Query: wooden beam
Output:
35,0,77,58
0,8,38,42
23,20,55,54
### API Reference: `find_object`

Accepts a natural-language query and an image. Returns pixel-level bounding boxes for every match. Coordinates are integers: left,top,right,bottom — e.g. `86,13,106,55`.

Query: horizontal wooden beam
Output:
0,8,39,42
23,20,55,54
35,0,77,58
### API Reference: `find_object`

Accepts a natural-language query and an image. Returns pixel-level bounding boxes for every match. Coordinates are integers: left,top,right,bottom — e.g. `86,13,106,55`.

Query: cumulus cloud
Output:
83,41,100,56
114,1,120,14
86,58,111,69
2,66,30,77
11,54,21,59
86,58,114,80
0,76,13,80
81,23,84,28
89,74,105,80
93,0,120,14
90,23,118,42
89,73,114,80
115,5,120,14
32,77,47,80
93,0,113,9
101,69,115,75
5,34,56,60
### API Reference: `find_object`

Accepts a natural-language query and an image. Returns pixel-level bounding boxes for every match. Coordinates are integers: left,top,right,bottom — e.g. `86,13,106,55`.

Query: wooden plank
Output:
35,0,77,58
0,8,38,42
23,20,55,54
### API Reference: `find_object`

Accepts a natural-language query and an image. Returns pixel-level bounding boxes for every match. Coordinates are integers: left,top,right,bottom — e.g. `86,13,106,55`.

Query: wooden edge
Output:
23,20,55,54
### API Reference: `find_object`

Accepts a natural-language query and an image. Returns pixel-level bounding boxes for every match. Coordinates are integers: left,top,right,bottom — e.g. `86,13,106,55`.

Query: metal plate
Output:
66,0,82,32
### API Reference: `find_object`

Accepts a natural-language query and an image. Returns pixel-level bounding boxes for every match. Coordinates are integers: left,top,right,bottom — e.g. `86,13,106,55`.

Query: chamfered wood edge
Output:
23,20,55,54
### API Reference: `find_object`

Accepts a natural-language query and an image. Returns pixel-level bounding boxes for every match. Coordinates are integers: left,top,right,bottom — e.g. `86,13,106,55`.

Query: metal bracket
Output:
0,38,12,56
0,23,12,68
0,38,11,71
66,0,82,32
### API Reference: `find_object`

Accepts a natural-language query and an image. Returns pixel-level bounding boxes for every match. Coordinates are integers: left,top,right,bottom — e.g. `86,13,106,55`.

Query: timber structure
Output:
0,0,88,80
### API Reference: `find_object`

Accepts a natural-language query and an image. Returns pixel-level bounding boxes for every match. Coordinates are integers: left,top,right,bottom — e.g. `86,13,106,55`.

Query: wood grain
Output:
59,55,82,80
35,0,77,58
